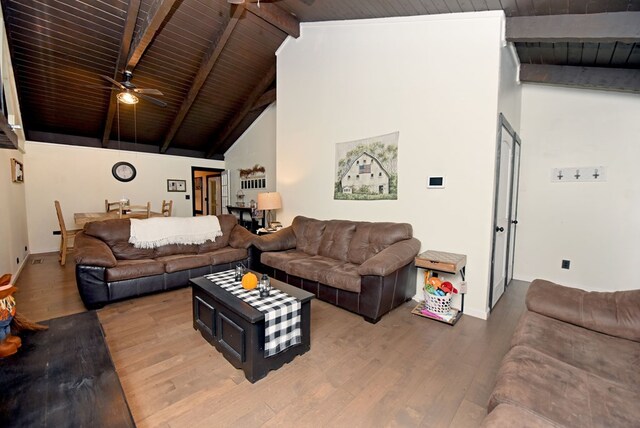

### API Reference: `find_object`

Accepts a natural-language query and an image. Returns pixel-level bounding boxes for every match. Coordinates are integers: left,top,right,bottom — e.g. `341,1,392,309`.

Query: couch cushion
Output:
481,404,556,428
512,311,640,391
106,259,165,282
156,254,211,273
287,255,345,284
347,222,413,265
317,220,357,262
198,215,237,253
527,279,640,342
320,262,361,293
83,218,130,244
489,345,640,427
292,216,326,256
154,243,199,258
83,219,156,260
261,250,310,272
206,247,248,265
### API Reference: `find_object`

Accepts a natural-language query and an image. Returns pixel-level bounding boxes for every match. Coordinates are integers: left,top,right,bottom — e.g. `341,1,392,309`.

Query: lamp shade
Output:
257,192,282,211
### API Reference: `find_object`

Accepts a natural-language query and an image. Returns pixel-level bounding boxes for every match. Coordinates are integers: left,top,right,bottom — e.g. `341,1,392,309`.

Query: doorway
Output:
191,167,224,216
489,113,522,310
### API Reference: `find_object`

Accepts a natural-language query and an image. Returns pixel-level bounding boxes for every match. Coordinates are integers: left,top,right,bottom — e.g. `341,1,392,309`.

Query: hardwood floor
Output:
14,252,529,428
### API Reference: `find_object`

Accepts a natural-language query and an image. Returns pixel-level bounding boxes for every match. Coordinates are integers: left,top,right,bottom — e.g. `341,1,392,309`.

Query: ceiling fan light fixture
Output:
227,0,244,4
117,91,139,104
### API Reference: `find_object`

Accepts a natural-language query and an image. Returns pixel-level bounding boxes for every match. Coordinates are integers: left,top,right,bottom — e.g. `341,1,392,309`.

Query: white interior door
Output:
489,112,523,311
507,141,521,284
208,176,221,215
491,133,513,307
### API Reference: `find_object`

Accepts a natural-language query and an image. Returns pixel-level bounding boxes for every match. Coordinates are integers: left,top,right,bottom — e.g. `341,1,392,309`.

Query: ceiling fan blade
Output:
100,75,126,90
134,88,163,96
78,84,119,90
137,93,167,108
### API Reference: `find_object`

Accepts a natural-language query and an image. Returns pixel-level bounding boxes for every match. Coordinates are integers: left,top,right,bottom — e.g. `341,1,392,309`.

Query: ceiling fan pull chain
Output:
134,102,137,147
117,99,121,151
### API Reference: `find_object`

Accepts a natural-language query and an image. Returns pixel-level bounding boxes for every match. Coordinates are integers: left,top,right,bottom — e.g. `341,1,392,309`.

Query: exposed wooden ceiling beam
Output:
126,0,180,69
160,4,244,153
101,0,142,147
0,115,19,149
520,64,640,93
245,2,300,38
206,64,276,158
250,88,276,111
506,12,640,43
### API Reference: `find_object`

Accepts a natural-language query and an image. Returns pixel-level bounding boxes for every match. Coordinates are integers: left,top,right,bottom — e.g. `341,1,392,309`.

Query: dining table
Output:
74,210,164,227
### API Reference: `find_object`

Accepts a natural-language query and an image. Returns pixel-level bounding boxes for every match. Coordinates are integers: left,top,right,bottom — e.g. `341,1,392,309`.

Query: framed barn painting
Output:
334,132,398,200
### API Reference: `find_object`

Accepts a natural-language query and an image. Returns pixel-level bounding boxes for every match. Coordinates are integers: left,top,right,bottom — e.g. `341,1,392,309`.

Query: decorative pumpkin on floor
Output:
0,274,48,358
241,272,258,290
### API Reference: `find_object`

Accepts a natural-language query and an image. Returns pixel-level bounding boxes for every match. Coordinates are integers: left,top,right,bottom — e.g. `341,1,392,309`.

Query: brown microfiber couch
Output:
483,279,640,427
74,214,254,309
253,215,421,323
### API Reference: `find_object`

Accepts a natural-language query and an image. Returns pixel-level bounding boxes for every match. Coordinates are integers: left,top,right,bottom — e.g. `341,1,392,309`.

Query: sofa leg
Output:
85,303,105,310
363,315,381,324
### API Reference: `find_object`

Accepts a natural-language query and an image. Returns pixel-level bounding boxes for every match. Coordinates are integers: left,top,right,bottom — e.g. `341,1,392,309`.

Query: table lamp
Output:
257,192,282,228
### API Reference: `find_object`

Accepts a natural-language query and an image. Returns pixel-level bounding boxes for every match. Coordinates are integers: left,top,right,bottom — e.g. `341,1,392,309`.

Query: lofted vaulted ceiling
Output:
1,0,639,157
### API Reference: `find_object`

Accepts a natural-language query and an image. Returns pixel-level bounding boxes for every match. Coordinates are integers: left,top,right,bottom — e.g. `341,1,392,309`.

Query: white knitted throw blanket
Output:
129,216,223,249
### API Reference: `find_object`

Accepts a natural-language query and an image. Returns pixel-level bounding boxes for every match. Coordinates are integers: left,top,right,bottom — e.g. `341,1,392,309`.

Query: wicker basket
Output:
424,290,452,314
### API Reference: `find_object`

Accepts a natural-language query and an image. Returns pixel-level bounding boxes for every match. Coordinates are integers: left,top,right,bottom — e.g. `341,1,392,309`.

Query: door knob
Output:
496,226,504,232
511,220,518,224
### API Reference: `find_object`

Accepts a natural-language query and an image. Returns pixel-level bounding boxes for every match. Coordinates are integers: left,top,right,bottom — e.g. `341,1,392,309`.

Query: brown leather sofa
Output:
253,216,421,323
483,279,640,427
74,214,254,309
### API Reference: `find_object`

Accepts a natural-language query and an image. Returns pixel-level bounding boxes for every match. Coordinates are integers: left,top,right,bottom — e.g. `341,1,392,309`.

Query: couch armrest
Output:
228,224,256,249
358,238,421,277
74,232,117,268
253,226,297,251
527,279,640,342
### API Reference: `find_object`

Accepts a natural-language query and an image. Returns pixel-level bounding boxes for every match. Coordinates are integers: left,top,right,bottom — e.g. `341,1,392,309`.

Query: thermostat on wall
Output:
428,176,445,189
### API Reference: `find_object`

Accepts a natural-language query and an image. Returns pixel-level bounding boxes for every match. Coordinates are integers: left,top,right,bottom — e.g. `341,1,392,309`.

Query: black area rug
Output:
0,311,135,427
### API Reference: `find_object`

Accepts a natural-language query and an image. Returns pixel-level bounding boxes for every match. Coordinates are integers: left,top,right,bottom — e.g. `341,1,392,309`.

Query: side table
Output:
413,250,467,325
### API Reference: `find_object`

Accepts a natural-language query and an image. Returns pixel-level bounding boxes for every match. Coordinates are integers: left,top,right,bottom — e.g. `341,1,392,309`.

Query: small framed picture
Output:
167,179,186,192
11,158,23,183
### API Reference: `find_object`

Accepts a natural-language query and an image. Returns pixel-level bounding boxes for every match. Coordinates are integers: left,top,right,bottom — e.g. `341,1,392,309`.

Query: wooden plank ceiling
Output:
1,0,638,158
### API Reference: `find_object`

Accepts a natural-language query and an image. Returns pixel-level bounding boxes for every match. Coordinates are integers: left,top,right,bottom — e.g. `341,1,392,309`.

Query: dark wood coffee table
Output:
190,273,314,383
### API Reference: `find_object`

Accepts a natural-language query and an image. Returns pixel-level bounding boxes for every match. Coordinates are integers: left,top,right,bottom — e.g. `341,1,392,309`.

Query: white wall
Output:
0,149,29,277
276,12,510,318
225,103,277,209
24,142,224,253
515,85,640,291
497,43,522,132
0,8,29,278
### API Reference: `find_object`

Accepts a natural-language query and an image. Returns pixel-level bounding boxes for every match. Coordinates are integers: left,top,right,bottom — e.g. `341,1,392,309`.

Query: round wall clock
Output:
112,161,137,182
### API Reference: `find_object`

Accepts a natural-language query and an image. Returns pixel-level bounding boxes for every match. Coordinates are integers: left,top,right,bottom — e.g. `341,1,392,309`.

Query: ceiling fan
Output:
100,71,167,107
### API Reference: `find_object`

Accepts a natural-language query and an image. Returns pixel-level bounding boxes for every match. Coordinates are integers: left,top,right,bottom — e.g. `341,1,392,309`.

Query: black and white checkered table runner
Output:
204,270,301,358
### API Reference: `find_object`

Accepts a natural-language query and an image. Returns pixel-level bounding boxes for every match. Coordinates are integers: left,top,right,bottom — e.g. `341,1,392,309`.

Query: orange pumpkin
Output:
241,272,258,290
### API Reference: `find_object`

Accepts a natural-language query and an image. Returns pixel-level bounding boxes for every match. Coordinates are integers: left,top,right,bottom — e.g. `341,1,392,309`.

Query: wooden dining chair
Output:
161,200,173,217
54,201,82,266
127,202,151,219
105,199,122,213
